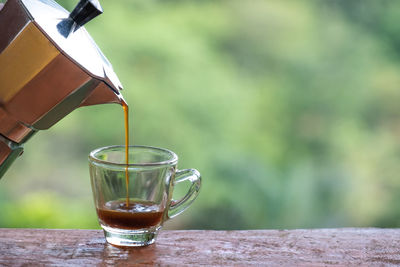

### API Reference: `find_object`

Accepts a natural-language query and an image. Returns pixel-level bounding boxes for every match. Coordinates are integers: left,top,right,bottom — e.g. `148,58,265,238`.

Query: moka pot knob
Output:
69,0,103,28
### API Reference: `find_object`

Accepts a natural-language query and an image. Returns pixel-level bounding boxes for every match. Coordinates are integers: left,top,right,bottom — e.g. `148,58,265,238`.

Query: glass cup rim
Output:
89,145,178,167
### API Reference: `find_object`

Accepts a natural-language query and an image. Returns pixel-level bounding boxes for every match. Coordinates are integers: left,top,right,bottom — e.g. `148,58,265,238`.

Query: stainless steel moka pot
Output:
0,0,124,178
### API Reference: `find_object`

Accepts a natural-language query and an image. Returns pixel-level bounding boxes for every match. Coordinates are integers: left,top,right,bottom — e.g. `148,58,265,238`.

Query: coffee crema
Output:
97,200,164,229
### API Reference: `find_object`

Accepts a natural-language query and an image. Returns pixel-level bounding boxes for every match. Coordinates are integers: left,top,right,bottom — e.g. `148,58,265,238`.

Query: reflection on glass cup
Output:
89,145,201,247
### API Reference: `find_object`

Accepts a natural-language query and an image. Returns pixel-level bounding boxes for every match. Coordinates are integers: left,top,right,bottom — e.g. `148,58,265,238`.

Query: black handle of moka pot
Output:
0,135,24,180
69,0,103,27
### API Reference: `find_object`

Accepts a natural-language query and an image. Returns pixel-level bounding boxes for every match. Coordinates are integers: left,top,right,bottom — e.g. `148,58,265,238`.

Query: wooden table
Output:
1,228,400,266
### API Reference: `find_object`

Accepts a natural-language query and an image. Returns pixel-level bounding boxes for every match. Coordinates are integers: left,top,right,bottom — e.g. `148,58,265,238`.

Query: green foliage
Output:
1,0,400,229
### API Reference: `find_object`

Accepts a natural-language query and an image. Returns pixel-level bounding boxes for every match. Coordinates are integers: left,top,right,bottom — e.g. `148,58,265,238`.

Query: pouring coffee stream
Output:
0,0,125,179
122,100,130,207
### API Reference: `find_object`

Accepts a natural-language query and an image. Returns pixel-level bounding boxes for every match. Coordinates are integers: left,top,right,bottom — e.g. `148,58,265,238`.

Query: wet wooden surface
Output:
1,228,400,266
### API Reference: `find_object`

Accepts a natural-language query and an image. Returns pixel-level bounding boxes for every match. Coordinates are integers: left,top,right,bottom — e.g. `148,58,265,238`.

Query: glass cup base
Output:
101,225,161,247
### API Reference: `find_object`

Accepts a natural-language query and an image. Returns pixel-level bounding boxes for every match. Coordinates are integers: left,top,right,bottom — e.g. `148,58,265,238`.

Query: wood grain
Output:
0,228,400,266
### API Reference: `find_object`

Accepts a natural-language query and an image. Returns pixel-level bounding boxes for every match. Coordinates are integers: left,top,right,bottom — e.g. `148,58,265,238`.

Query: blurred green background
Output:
2,0,400,230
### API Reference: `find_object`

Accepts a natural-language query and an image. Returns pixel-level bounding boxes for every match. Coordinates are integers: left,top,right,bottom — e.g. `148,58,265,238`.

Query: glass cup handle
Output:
168,168,201,219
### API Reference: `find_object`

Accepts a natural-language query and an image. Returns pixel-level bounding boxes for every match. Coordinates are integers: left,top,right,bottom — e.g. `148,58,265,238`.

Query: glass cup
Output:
88,145,201,247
